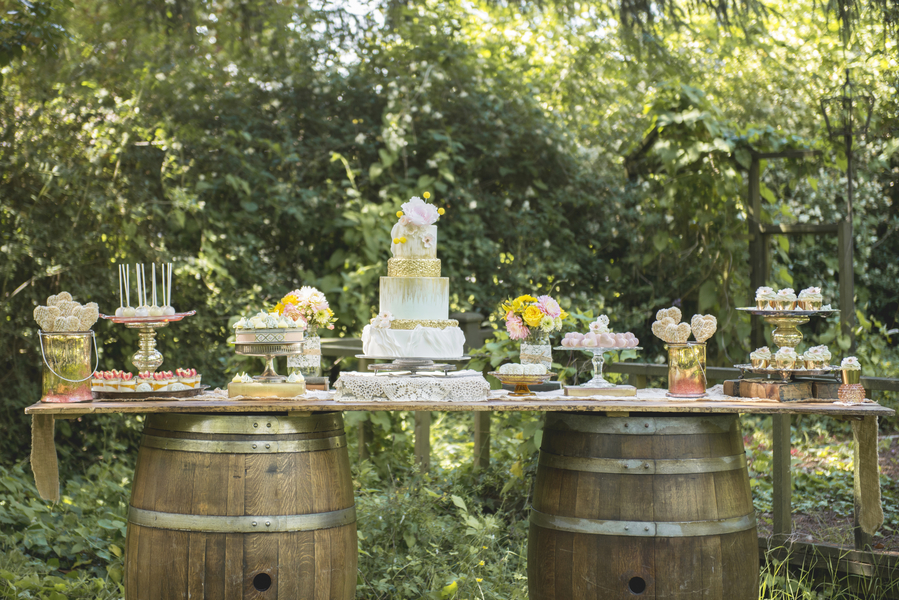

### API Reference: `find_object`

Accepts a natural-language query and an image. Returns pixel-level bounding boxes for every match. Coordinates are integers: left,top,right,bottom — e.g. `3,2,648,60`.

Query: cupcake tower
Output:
737,286,840,380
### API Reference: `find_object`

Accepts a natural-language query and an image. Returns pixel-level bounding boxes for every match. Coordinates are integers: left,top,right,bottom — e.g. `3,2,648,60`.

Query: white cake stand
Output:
554,346,642,388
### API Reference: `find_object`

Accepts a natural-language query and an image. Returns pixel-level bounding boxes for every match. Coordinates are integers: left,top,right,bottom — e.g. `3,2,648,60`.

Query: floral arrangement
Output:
500,294,568,340
370,310,394,329
274,286,337,330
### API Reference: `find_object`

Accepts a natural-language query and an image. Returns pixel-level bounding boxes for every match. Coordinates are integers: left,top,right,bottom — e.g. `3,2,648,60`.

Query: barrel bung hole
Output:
628,576,647,594
253,573,273,592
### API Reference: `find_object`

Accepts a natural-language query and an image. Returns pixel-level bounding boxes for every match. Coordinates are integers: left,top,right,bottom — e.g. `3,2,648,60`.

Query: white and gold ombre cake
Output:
361,194,466,358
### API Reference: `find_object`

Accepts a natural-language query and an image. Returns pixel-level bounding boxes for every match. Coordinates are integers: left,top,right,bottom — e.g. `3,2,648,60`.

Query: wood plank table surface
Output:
24,387,896,417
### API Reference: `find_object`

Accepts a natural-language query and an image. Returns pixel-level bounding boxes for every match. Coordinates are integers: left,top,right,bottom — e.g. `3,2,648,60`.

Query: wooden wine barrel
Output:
529,412,757,599
125,412,357,600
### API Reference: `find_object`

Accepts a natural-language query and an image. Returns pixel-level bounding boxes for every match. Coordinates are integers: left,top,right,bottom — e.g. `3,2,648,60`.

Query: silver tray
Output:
734,364,840,381
231,341,305,356
91,385,209,401
736,308,839,317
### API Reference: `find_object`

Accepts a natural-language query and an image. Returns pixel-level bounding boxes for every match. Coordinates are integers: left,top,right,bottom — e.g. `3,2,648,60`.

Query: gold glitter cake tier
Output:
390,319,459,330
387,258,441,278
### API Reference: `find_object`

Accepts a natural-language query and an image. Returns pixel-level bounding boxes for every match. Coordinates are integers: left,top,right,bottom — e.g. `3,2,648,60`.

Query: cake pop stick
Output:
152,263,157,307
125,265,130,307
118,265,123,309
167,263,172,306
161,263,166,308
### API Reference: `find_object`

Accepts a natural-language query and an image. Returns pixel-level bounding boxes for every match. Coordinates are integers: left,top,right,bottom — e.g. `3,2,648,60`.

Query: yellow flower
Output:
423,191,431,199
437,207,445,215
514,294,538,304
478,561,485,566
393,237,400,244
273,301,285,314
476,578,483,583
559,309,569,320
396,211,403,218
523,305,544,327
400,237,407,243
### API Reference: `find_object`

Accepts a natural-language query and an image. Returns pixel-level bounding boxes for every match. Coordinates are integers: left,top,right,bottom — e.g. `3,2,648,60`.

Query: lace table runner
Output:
334,371,490,402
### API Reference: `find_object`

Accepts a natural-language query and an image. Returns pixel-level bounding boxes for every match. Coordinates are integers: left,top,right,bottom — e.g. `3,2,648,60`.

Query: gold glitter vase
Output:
39,331,98,403
667,342,707,398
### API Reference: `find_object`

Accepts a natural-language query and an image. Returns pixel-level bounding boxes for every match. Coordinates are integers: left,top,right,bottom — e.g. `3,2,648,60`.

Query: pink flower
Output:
506,315,530,340
536,295,561,318
401,196,440,226
399,215,411,226
422,233,435,248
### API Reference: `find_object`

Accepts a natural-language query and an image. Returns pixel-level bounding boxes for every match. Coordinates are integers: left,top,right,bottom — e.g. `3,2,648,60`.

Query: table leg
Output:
30,414,59,503
772,414,792,541
852,416,883,550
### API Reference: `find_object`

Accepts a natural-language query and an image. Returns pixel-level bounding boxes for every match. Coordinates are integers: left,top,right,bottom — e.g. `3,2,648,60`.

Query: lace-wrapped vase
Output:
520,330,552,370
288,329,321,377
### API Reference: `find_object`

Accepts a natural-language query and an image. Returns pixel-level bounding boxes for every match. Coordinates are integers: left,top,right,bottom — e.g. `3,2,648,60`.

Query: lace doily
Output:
334,371,490,402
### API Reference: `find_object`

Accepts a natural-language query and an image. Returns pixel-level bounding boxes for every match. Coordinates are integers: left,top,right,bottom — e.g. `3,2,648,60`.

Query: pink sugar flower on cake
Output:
401,196,440,226
506,315,530,340
535,295,562,319
422,233,435,248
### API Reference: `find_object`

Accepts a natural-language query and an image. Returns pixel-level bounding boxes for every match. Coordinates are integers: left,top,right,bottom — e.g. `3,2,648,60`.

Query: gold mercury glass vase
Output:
667,342,707,398
39,331,97,403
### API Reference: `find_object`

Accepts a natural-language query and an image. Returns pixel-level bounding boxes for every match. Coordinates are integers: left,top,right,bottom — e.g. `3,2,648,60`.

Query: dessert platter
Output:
336,194,490,402
555,315,641,396
91,368,207,400
228,310,307,397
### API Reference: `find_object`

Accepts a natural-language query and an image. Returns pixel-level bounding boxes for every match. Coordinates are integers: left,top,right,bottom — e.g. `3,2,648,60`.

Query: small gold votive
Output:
751,358,769,369
775,358,795,370
776,300,797,311
841,369,861,385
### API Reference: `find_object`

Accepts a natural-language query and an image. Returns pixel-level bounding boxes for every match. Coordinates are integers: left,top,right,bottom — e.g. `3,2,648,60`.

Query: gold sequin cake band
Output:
387,258,441,278
390,319,459,330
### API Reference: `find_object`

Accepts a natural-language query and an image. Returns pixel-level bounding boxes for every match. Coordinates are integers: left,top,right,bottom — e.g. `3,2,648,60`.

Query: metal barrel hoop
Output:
39,330,99,383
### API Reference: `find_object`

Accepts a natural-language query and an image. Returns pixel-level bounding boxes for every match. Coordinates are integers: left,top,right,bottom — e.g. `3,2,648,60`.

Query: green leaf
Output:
652,230,668,252
450,495,467,512
369,162,383,180
807,176,818,191
698,279,717,312
760,183,776,204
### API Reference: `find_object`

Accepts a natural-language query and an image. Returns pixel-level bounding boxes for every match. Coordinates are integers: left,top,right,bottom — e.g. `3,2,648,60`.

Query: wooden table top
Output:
24,388,895,417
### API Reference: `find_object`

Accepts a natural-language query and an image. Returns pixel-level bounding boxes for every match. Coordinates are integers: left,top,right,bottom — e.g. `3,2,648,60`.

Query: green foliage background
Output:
1,0,898,597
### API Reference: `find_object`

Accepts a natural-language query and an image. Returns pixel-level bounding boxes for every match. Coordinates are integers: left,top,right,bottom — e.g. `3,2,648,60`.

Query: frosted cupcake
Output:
841,356,861,384
91,371,106,392
774,347,799,369
802,345,831,369
798,287,823,311
755,287,777,310
750,346,772,369
774,288,797,311
498,363,524,375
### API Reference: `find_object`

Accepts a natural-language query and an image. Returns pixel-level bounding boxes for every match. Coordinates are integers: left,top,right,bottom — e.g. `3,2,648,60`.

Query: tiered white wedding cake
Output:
361,195,466,358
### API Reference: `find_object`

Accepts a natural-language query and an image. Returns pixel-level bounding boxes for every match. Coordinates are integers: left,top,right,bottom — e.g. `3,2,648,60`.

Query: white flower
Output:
469,200,477,209
355,133,366,144
422,233,435,248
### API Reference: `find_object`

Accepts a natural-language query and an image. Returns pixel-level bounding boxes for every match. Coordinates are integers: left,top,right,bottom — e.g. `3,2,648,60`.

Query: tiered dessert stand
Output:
734,307,840,382
99,311,205,399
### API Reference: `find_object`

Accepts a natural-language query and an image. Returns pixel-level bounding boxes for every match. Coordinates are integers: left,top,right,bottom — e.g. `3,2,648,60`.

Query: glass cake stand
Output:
233,341,305,382
554,346,641,388
101,311,195,374
356,355,470,376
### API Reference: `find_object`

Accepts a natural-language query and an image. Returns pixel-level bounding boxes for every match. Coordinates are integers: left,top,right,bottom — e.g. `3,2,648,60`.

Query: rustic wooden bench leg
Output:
414,411,431,472
772,413,792,541
474,411,491,470
853,415,881,550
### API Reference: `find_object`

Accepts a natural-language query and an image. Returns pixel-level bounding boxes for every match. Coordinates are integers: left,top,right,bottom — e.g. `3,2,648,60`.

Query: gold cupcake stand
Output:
727,308,842,402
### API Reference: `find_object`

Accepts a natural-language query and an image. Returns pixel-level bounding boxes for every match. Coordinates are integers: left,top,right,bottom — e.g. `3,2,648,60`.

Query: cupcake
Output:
774,289,797,311
118,372,136,392
841,356,861,384
798,287,823,311
755,287,777,310
802,345,831,369
750,346,772,369
774,347,799,369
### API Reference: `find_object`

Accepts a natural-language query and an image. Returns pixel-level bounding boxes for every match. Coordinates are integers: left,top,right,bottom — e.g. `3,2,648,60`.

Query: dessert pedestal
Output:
356,355,469,377
729,308,842,402
488,372,556,397
101,311,196,374
555,346,641,397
